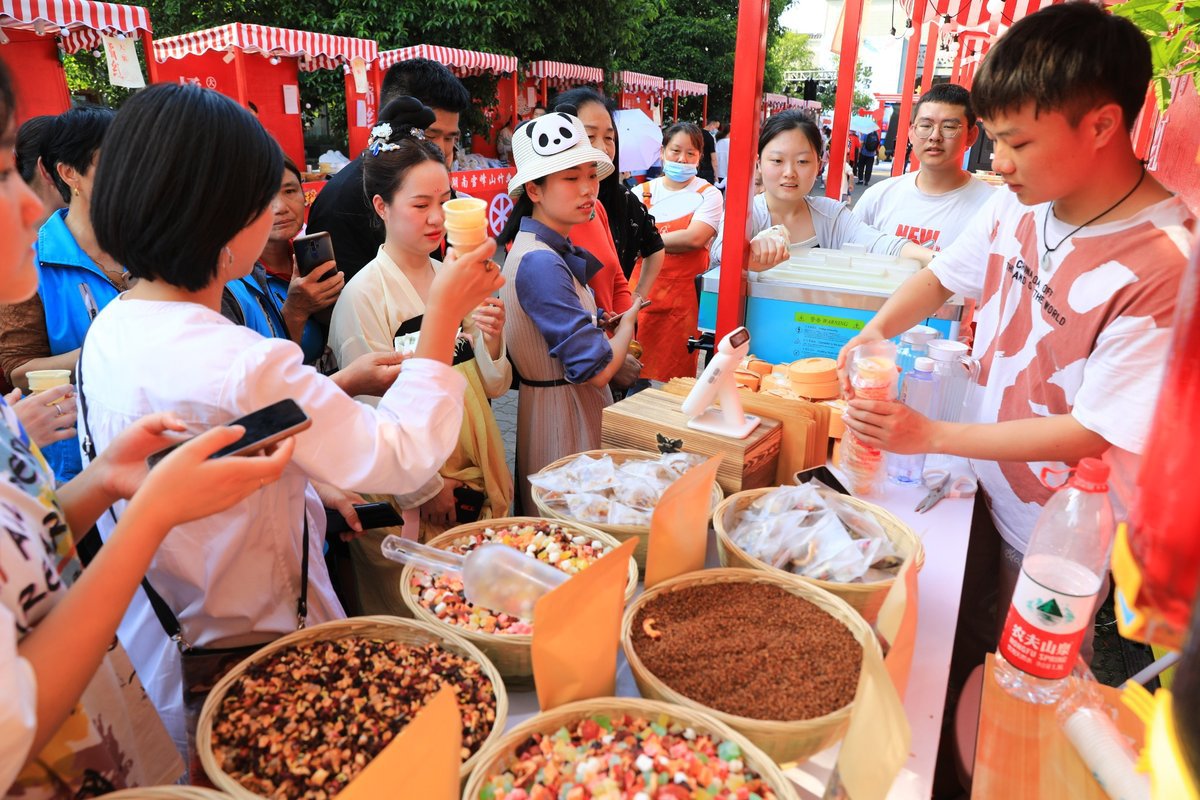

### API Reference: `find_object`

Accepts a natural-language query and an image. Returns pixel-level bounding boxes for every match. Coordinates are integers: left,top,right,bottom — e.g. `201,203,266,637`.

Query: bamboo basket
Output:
529,449,725,570
621,568,881,764
714,487,925,624
398,517,639,688
197,616,508,797
463,697,800,800
103,790,231,799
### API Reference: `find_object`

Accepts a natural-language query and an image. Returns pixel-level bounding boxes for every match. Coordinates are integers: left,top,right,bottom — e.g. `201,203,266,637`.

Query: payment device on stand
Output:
681,327,762,439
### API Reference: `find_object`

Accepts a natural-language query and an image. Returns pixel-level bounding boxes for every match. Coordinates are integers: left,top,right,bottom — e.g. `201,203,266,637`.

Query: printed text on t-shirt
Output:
1004,257,1066,327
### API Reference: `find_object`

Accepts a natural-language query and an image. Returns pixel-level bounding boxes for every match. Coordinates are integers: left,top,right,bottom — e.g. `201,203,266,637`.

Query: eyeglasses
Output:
913,121,965,139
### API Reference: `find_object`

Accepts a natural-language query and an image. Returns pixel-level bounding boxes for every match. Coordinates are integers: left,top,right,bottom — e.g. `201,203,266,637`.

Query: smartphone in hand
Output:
293,232,337,280
324,502,404,536
600,299,651,330
146,399,312,469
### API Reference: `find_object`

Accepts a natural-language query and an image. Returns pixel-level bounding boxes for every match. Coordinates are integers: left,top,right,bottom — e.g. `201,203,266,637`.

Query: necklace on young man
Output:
1041,165,1146,270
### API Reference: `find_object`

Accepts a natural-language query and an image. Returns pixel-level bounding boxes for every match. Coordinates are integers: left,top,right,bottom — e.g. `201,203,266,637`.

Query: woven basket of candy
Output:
462,697,801,800
621,568,881,764
197,615,508,798
713,486,924,624
103,790,231,799
399,517,639,687
529,449,725,570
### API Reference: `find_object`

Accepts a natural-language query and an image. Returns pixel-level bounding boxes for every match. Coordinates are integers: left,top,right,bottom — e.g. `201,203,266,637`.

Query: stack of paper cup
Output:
26,369,71,394
442,198,488,250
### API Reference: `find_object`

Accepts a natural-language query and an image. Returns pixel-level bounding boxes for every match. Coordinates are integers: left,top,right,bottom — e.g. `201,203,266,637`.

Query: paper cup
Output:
27,370,71,393
443,197,487,228
445,223,488,250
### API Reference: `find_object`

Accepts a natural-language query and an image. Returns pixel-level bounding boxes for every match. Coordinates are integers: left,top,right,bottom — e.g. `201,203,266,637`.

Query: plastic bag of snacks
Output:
530,452,708,525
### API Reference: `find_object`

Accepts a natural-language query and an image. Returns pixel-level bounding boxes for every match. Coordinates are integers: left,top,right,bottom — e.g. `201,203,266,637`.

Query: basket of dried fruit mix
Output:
197,615,507,798
463,697,800,800
714,485,924,624
529,449,724,570
621,568,881,764
102,790,231,799
399,517,639,687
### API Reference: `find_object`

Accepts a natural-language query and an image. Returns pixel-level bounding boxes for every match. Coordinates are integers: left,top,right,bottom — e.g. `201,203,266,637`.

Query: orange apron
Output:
630,179,715,382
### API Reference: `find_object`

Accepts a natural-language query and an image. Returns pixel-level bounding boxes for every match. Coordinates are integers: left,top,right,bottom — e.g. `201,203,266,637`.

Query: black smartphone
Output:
324,502,404,536
146,399,312,468
600,299,651,329
453,485,486,524
795,466,852,496
293,231,336,279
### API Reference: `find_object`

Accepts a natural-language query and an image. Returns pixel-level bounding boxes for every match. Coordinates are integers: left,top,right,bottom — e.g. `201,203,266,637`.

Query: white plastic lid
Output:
928,339,969,360
914,357,934,372
901,324,939,344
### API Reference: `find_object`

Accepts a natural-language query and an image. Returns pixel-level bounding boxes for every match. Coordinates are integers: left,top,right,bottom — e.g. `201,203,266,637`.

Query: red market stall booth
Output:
0,0,155,123
615,70,664,122
523,59,604,115
762,92,788,118
666,79,709,123
354,43,520,159
152,23,377,170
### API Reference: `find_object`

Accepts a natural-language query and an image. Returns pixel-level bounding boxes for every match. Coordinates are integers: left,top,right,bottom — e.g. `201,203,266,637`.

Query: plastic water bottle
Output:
895,324,938,392
888,357,935,484
994,458,1115,703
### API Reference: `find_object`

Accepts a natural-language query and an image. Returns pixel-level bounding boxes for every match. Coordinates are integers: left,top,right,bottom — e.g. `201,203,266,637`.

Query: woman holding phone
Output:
76,83,503,753
329,98,513,603
501,111,642,513
221,155,342,365
0,63,295,796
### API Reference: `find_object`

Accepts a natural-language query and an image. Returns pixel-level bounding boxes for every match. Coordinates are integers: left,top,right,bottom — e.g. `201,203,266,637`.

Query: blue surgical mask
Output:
662,160,698,183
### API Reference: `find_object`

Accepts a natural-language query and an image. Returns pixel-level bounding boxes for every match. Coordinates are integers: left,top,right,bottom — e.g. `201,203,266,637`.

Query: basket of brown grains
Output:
714,486,924,624
621,568,881,764
400,517,639,688
530,449,725,570
102,790,231,799
198,616,507,798
463,697,800,800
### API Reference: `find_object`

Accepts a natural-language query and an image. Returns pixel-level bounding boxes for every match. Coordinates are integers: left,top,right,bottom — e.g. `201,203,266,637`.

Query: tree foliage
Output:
817,61,874,112
767,30,816,90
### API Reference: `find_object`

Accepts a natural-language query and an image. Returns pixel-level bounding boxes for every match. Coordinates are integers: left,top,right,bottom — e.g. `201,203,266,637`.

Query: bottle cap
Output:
928,339,969,360
914,357,934,372
901,325,939,345
1073,457,1110,491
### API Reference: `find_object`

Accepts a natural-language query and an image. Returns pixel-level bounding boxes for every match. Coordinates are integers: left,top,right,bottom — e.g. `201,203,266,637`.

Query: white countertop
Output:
499,464,976,799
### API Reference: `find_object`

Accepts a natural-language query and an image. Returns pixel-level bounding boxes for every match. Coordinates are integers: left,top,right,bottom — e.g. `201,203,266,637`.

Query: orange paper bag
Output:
644,455,722,588
338,685,461,800
877,557,920,697
533,537,637,710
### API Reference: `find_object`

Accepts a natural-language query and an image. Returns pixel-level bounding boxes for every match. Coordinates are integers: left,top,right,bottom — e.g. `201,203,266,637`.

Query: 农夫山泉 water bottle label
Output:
998,569,1096,680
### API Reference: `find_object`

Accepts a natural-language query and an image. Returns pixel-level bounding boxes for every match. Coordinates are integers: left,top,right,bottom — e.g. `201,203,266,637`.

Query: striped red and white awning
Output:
153,23,376,72
527,59,603,87
763,93,790,110
617,70,664,94
665,79,708,97
378,44,517,76
1,0,151,54
899,0,1059,33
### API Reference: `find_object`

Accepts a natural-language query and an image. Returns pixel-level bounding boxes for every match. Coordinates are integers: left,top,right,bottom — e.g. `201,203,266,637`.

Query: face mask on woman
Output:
662,161,698,183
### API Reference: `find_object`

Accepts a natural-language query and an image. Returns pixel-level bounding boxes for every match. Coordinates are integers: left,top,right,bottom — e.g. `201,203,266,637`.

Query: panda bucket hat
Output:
508,112,615,199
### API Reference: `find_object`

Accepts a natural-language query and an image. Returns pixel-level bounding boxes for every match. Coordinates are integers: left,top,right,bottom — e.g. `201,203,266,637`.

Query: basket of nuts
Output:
400,518,639,688
463,697,800,800
621,568,880,764
198,616,507,798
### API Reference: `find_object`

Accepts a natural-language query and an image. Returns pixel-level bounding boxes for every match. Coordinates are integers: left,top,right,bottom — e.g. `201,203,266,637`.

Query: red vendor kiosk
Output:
0,0,155,124
615,70,664,122
151,23,377,169
356,44,520,159
523,60,604,115
762,92,788,119
665,78,709,124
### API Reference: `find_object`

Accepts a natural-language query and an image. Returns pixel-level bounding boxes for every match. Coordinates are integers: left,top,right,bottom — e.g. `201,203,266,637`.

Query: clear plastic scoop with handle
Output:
381,535,568,619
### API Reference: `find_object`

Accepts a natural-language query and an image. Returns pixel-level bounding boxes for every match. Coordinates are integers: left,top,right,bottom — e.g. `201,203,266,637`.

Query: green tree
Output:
817,61,874,112
767,30,816,93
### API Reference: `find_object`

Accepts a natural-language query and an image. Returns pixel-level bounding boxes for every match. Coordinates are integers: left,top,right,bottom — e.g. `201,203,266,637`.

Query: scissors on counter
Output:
915,469,978,513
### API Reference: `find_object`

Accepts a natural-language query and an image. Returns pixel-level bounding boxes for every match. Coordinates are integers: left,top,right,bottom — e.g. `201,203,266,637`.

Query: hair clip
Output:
368,122,402,156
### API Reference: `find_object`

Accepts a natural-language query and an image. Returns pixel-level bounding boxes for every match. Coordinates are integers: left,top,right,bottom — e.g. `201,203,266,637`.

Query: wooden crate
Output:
601,389,782,495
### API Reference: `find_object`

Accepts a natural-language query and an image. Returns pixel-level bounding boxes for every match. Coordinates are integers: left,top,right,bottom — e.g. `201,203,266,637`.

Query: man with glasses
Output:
855,83,994,251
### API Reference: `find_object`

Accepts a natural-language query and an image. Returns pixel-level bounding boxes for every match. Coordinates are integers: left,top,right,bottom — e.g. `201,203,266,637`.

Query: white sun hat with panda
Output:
508,111,615,198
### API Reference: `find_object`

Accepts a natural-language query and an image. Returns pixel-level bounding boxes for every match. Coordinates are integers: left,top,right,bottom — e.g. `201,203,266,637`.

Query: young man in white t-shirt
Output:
839,3,1195,658
855,83,995,251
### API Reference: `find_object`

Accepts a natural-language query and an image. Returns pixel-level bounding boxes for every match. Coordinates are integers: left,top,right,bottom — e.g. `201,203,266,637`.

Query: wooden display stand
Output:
601,389,782,495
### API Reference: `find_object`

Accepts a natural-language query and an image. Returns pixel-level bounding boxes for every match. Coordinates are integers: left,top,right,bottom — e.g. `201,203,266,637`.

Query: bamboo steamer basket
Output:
399,517,639,688
197,616,508,797
714,486,924,624
463,697,800,800
621,568,881,764
103,790,231,799
529,449,725,570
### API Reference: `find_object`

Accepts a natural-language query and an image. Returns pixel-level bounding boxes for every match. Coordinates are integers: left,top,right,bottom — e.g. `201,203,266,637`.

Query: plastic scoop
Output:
381,535,567,619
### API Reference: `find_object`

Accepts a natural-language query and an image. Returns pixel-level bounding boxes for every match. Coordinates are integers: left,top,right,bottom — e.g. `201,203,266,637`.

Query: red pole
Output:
892,1,926,176
921,21,940,94
510,72,519,124
703,94,708,123
950,38,965,83
541,77,548,107
674,91,679,122
716,0,772,341
140,29,159,83
232,48,249,107
825,0,866,200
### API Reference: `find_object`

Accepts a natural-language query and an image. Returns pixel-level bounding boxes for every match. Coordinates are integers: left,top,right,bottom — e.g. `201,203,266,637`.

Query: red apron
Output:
630,179,715,382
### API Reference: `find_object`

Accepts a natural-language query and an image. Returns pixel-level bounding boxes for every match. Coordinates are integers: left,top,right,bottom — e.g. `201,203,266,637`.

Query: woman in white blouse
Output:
78,84,503,751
